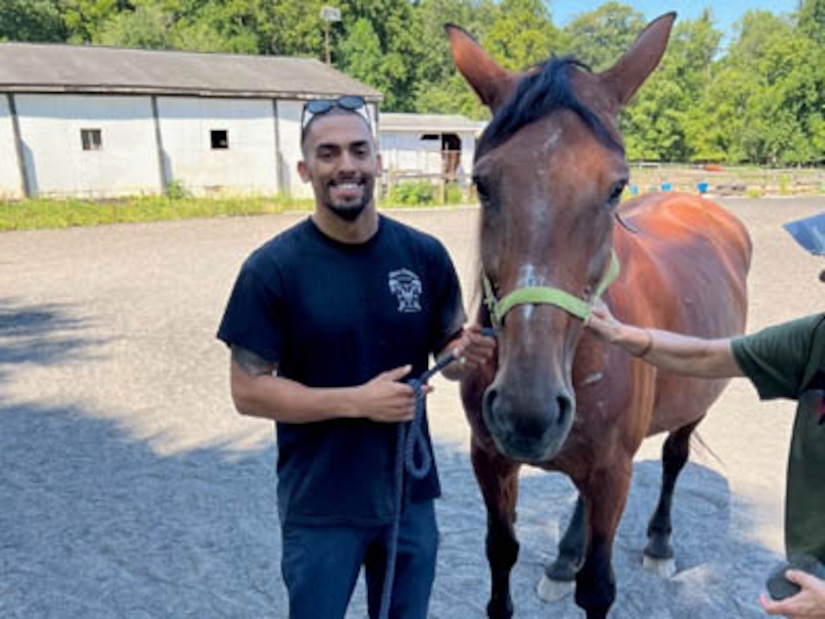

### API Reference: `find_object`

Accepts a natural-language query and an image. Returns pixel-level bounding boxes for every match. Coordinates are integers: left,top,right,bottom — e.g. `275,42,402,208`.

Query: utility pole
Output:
320,6,341,66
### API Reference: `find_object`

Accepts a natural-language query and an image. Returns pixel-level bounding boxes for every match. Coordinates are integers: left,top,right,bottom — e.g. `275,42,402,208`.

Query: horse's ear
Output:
600,12,676,110
445,24,517,111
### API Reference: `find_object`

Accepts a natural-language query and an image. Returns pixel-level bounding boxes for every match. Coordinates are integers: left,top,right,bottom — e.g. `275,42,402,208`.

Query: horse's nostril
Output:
483,387,499,417
556,395,572,428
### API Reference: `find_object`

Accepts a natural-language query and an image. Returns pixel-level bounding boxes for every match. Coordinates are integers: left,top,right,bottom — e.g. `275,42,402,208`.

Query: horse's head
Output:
448,14,675,462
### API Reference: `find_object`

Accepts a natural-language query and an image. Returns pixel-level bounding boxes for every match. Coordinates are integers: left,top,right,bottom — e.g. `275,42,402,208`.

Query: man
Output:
585,211,825,619
217,95,494,619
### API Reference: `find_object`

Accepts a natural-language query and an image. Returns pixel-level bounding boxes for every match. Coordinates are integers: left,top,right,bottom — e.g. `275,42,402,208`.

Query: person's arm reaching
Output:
585,302,745,379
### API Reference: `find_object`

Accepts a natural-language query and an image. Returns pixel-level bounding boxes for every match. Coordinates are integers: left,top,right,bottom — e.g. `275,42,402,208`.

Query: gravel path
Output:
1,197,822,618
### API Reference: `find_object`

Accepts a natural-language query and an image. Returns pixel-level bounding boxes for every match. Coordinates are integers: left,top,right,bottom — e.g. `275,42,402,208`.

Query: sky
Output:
552,0,801,40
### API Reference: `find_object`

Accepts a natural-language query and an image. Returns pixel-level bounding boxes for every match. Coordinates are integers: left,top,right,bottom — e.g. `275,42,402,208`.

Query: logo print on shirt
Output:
388,269,422,313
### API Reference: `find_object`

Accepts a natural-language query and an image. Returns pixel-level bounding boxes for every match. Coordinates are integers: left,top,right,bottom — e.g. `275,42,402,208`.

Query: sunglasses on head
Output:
301,95,371,132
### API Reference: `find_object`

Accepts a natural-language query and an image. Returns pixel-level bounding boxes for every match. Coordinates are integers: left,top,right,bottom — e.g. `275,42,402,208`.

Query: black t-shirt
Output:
218,215,466,526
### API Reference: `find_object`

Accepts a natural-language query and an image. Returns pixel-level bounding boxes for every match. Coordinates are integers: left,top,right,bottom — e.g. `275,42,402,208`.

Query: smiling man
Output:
216,96,495,619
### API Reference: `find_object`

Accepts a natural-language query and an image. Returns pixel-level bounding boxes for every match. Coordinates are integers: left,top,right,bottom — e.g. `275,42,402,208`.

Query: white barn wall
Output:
381,133,442,174
16,94,161,198
158,97,277,197
276,100,306,199
460,135,476,172
0,96,23,199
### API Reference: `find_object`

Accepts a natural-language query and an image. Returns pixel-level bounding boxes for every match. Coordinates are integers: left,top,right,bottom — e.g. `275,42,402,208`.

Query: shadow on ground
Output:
0,297,106,385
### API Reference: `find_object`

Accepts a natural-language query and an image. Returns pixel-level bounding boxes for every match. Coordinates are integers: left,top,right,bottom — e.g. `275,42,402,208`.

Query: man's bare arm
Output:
228,345,418,424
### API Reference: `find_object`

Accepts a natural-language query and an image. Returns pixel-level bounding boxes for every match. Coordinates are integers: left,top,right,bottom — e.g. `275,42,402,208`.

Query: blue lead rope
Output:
377,350,460,619
378,328,496,619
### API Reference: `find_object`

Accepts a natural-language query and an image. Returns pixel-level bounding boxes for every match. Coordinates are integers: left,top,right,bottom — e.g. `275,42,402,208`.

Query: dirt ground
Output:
1,197,823,618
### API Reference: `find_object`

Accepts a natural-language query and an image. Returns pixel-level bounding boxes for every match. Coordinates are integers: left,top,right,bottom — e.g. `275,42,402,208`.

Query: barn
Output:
379,113,485,186
0,42,381,200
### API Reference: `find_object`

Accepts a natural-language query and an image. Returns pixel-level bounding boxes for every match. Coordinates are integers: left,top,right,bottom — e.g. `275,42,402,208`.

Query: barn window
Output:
210,129,229,149
80,128,102,151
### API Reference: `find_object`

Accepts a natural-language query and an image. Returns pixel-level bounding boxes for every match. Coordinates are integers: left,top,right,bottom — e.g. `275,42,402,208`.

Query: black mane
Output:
475,56,622,159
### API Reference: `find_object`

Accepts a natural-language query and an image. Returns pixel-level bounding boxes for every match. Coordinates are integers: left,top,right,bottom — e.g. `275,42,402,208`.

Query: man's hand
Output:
358,365,430,422
759,570,825,618
440,324,497,381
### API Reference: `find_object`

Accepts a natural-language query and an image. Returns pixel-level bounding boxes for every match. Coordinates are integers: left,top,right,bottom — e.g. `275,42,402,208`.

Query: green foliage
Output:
0,195,314,231
483,0,559,70
386,181,436,206
563,2,646,71
0,0,66,42
166,179,191,199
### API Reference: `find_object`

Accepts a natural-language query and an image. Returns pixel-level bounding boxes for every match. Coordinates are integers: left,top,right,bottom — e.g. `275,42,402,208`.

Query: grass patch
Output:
0,195,316,232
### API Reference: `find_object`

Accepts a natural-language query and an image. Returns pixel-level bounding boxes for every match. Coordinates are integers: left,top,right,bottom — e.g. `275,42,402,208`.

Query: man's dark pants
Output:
281,499,438,619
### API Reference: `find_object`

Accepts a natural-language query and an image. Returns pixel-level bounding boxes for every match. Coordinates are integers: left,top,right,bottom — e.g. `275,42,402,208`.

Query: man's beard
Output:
325,200,369,221
323,177,374,222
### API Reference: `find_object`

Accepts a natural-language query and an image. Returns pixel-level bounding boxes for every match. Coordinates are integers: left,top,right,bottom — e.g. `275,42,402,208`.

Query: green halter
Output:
483,250,620,328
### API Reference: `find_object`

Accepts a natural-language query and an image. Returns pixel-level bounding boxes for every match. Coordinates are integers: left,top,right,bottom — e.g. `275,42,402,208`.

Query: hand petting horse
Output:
447,13,752,619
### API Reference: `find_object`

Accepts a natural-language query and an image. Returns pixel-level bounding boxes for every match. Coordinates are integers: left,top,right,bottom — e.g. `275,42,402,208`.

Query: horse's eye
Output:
607,180,627,207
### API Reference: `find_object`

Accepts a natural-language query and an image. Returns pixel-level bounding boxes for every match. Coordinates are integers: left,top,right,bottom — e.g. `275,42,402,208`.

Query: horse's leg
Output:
471,439,521,619
643,419,701,577
575,463,632,619
537,494,585,601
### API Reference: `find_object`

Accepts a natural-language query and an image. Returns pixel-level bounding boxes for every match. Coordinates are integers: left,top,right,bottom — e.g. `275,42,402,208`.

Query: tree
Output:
0,0,67,42
562,2,646,71
96,3,173,48
334,0,425,111
483,0,559,70
621,10,723,161
61,0,131,43
712,10,821,165
412,0,496,118
797,0,825,46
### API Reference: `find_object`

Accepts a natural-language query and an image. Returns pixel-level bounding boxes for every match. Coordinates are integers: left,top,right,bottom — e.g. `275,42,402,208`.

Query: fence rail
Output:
627,163,825,197
382,163,825,204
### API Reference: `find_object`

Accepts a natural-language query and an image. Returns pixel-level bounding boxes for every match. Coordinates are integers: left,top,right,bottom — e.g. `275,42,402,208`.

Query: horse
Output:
446,13,752,619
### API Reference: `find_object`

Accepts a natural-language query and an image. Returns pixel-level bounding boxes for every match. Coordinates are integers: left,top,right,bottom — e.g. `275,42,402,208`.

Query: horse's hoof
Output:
537,574,575,601
642,554,677,578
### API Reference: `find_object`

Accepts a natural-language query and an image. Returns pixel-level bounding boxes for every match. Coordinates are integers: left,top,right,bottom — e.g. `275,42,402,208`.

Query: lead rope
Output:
378,328,497,619
377,351,459,619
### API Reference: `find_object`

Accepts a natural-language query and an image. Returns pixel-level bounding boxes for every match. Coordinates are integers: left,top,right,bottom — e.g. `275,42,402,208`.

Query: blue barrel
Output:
661,182,672,191
697,182,708,193
629,185,639,196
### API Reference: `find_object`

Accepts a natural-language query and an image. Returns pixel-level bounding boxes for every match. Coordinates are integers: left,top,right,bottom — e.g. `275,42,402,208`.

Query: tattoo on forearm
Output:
232,346,276,377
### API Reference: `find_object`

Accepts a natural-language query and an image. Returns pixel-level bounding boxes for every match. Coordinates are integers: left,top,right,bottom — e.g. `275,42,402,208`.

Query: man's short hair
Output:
300,96,372,150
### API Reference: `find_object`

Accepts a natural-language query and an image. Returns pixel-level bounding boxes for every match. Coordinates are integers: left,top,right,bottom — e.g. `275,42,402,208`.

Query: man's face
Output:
298,112,381,222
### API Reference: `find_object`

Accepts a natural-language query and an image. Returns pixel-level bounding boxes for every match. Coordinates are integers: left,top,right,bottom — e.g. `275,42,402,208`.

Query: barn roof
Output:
380,113,486,134
0,42,383,101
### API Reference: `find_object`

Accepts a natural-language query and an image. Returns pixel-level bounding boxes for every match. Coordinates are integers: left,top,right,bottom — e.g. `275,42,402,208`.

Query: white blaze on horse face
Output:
517,264,547,321
540,127,563,156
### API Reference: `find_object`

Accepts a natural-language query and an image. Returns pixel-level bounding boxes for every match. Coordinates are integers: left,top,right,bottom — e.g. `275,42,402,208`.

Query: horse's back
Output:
621,191,751,266
615,191,751,337
609,192,752,435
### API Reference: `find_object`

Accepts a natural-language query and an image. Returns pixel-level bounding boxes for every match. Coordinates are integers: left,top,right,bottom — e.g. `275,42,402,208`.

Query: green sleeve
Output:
731,314,825,401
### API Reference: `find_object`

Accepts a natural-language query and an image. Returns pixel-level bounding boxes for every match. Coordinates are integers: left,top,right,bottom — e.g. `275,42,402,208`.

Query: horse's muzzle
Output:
481,381,574,462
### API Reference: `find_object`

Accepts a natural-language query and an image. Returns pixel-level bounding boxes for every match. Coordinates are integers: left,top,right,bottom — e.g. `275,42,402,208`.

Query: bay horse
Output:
446,13,752,619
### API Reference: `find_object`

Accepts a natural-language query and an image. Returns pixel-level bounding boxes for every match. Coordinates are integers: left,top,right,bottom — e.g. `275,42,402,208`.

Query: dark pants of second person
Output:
281,499,438,619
